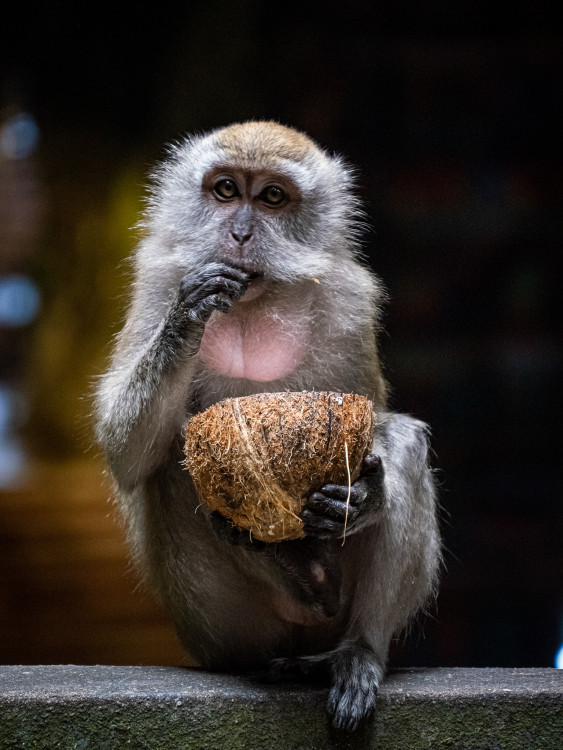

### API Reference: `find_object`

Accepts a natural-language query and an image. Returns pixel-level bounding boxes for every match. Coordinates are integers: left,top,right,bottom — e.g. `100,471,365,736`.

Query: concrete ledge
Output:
0,666,561,749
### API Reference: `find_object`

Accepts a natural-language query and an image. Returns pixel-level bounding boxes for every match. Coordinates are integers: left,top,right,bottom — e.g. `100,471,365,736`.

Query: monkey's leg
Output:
290,414,439,731
268,538,342,618
210,511,342,617
269,640,382,731
326,642,384,731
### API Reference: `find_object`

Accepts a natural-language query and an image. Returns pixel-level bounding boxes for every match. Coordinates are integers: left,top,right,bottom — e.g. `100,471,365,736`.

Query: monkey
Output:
94,121,440,732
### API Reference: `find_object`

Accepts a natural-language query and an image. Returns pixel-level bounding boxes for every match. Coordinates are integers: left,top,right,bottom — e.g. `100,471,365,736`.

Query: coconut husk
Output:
183,391,376,542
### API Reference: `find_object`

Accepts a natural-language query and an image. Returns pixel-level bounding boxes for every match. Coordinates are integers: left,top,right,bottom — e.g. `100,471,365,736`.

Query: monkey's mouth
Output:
241,270,269,302
227,260,264,280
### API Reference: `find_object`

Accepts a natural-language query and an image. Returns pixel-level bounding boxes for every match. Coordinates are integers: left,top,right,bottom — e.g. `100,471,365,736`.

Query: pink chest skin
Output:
198,304,308,382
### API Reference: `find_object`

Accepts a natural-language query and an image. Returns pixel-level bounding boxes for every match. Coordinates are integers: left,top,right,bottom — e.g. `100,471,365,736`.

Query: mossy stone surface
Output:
1,666,561,749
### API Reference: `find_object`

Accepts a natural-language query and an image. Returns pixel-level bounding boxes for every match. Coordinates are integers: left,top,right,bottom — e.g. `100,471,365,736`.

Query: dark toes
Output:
267,655,322,684
266,657,292,682
328,673,378,731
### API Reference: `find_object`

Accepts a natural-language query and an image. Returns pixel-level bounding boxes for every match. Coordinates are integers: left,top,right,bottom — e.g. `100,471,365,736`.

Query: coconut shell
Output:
183,391,376,542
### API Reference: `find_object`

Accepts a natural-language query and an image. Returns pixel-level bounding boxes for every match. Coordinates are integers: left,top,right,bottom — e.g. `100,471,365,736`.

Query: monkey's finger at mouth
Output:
195,261,252,283
220,259,264,279
184,277,248,305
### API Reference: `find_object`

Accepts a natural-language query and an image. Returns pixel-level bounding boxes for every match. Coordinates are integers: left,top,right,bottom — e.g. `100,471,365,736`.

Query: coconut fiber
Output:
183,391,376,542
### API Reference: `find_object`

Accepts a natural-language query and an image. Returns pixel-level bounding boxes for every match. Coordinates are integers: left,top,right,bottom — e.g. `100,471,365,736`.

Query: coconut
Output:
183,391,376,542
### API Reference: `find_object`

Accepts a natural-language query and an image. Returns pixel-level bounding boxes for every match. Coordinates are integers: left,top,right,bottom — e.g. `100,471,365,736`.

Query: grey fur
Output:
95,122,440,732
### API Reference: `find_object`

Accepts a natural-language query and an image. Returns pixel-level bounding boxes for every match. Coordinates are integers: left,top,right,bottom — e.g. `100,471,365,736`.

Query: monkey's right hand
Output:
165,262,249,355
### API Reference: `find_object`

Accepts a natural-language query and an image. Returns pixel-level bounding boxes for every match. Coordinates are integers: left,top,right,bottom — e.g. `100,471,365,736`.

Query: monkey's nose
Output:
231,231,253,245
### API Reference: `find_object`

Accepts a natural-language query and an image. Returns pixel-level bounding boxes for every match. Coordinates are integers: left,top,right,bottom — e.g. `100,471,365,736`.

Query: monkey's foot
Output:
328,645,382,732
269,645,381,731
301,454,385,539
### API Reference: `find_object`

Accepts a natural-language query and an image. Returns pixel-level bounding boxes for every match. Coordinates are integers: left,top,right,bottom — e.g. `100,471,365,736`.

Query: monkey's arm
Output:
95,263,248,489
284,412,438,731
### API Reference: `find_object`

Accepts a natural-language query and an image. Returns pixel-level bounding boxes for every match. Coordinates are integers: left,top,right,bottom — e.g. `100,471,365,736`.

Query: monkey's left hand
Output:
300,454,385,539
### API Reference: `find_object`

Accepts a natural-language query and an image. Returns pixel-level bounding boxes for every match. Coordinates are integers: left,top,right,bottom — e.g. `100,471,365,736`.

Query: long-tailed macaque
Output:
95,122,440,731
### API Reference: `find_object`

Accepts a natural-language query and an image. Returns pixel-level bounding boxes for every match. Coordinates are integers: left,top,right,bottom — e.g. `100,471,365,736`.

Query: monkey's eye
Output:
260,185,286,206
213,179,239,200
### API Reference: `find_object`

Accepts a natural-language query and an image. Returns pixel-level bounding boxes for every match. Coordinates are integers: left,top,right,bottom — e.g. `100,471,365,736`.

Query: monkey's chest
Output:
198,309,308,382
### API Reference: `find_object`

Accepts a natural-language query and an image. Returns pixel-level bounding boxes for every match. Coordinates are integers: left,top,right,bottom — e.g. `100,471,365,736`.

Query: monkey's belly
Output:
199,310,307,381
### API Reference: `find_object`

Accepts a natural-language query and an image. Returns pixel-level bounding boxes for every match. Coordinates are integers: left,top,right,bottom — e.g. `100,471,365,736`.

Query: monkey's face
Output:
200,166,303,297
145,122,362,288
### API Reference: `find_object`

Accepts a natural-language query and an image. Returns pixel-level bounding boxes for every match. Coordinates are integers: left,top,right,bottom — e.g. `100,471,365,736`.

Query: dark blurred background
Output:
0,2,561,669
